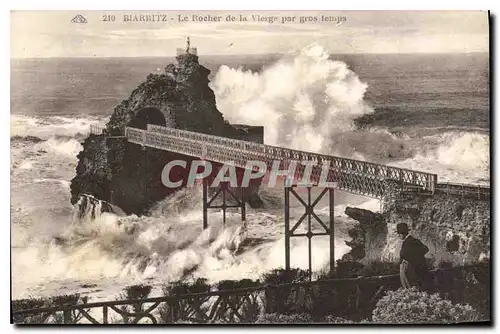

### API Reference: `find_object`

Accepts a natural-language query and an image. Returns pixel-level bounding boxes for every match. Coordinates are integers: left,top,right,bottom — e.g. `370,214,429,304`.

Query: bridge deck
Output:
123,125,442,199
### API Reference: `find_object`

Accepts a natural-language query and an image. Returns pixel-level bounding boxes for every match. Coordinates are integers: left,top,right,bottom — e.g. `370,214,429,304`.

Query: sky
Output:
10,10,489,58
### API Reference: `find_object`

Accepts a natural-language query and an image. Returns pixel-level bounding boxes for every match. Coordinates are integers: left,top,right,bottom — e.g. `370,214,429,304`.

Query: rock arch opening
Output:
128,107,166,130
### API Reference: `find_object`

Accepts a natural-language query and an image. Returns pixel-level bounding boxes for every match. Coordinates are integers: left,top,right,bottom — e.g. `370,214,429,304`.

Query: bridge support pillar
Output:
202,180,246,229
284,184,335,279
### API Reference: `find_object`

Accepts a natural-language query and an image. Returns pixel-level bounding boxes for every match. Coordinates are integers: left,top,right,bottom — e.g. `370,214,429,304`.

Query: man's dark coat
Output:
400,235,429,287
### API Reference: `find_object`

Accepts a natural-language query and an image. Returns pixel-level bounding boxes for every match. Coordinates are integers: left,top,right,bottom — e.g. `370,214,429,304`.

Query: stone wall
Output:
344,191,490,267
232,125,265,144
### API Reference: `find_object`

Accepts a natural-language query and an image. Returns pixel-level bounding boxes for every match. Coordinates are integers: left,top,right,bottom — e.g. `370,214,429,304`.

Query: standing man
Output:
397,223,429,289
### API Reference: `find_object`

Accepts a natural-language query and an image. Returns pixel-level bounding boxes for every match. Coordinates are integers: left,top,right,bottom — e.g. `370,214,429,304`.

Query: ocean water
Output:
10,46,490,302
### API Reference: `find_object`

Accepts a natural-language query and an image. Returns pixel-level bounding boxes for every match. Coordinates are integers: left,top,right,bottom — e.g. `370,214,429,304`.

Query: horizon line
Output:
11,51,489,60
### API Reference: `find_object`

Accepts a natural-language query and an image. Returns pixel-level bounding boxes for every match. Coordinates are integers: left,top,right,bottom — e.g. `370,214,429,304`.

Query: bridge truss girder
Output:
284,184,335,279
202,180,246,229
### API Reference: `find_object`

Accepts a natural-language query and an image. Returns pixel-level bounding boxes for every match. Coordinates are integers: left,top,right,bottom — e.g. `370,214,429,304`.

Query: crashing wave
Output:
212,44,373,153
11,135,45,143
11,114,106,140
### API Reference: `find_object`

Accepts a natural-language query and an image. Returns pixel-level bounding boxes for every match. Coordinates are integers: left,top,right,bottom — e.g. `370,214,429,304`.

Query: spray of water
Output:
212,44,489,183
12,185,357,300
212,44,373,153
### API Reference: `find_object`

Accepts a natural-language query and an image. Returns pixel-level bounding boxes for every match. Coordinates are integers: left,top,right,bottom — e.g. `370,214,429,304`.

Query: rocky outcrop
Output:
74,194,118,221
70,52,264,215
342,207,387,263
384,192,490,265
343,192,490,267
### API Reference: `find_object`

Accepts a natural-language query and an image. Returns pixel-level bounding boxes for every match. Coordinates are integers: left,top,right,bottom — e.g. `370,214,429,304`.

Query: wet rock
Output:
345,207,384,225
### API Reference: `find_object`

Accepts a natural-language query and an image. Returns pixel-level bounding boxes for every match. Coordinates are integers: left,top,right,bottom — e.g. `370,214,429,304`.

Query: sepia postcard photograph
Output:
9,9,491,325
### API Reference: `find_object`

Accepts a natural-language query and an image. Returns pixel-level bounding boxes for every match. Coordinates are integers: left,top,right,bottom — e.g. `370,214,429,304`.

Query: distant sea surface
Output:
11,53,489,130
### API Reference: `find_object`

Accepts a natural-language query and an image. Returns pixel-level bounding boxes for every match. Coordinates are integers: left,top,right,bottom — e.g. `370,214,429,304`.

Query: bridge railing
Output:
89,124,105,135
125,125,437,198
12,275,392,324
12,264,488,324
127,127,383,196
145,125,437,188
436,182,490,200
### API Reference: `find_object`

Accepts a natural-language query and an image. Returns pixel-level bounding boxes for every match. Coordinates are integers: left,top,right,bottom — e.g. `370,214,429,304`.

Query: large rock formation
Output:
70,52,264,215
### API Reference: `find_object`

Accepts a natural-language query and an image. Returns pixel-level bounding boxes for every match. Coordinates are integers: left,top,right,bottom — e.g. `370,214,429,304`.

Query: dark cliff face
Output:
70,136,112,203
71,53,263,215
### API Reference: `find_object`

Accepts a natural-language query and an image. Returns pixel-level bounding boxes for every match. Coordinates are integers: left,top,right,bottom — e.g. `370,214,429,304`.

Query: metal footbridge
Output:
120,125,490,199
88,124,489,200
121,124,439,199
